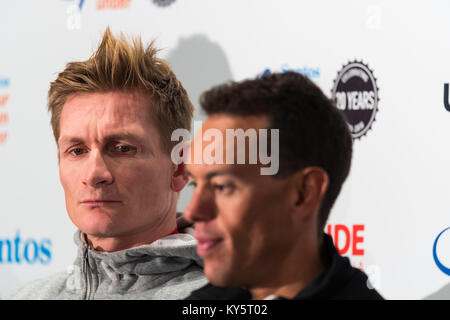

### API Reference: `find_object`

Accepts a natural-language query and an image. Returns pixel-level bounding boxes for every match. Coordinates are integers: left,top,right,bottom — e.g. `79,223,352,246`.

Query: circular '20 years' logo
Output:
331,61,379,139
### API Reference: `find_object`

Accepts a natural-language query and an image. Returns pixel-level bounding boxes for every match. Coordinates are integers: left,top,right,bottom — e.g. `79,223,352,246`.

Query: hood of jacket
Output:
9,219,207,300
74,229,203,278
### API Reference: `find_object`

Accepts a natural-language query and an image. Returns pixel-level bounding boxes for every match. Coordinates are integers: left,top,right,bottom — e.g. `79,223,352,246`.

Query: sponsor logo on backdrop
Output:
0,77,10,145
64,0,85,30
326,223,381,290
0,231,52,265
433,227,450,276
261,64,320,79
97,0,132,10
443,83,450,112
152,0,176,7
0,95,8,106
327,224,365,257
65,0,132,29
64,0,132,12
0,78,10,87
78,0,85,10
62,0,85,10
331,60,379,139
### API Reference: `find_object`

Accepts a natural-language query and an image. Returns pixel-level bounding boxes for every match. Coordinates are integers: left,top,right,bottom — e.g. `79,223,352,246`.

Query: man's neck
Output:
249,235,325,300
84,215,177,252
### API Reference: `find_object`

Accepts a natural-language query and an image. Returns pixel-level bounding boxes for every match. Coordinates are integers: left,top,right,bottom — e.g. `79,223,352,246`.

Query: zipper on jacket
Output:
82,245,93,300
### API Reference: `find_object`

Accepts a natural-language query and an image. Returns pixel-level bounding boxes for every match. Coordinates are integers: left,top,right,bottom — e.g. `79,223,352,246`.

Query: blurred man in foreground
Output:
10,28,206,299
183,72,383,300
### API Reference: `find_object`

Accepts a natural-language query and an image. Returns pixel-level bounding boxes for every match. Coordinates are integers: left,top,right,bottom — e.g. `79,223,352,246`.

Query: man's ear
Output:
294,167,329,219
171,162,188,192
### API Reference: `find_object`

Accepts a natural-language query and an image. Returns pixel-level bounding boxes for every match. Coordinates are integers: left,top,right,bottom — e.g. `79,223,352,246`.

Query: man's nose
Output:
82,150,114,187
184,185,217,223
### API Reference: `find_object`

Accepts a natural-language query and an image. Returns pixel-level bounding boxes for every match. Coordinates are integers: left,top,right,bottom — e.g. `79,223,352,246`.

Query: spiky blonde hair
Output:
48,27,193,153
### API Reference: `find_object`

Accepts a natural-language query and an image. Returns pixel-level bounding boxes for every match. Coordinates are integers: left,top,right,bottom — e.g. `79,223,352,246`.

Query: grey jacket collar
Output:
8,220,207,300
73,229,203,277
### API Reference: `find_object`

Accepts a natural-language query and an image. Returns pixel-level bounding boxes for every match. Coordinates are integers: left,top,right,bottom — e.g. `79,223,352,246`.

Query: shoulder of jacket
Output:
8,271,69,300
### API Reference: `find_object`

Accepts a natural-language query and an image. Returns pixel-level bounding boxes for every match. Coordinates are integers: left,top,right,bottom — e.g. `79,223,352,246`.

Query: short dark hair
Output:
200,71,353,233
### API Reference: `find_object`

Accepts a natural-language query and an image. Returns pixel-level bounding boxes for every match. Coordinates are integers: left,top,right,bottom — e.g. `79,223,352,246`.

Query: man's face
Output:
58,91,177,242
184,114,297,287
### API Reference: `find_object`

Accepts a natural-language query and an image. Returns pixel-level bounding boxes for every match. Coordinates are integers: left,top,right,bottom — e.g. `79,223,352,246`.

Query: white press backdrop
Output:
0,0,449,299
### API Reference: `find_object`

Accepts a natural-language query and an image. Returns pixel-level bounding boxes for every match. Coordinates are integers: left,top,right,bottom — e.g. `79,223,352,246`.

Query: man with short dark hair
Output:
183,71,383,300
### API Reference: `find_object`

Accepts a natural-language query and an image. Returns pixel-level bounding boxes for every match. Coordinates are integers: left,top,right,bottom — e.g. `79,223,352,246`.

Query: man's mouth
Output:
196,237,224,257
80,200,122,206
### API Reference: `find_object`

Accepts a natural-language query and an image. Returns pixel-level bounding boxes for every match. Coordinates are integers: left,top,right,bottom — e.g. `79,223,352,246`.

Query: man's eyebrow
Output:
102,132,143,143
58,136,84,146
59,133,143,145
205,169,238,180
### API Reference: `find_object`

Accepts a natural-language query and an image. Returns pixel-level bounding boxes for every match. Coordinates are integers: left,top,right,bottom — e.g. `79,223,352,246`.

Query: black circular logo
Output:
331,61,379,139
153,0,176,7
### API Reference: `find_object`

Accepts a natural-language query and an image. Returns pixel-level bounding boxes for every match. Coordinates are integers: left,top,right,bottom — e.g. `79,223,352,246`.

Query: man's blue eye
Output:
70,148,85,156
213,184,233,193
117,145,131,152
187,181,197,188
113,145,137,154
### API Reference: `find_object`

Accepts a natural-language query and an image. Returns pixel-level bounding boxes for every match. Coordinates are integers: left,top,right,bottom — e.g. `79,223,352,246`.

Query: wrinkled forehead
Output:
61,91,152,123
58,91,159,145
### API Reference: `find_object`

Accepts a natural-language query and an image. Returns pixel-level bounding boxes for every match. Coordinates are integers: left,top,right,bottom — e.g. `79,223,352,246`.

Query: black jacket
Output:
186,233,384,300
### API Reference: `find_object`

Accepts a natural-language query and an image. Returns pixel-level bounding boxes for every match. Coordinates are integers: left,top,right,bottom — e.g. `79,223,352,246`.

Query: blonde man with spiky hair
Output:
9,28,207,299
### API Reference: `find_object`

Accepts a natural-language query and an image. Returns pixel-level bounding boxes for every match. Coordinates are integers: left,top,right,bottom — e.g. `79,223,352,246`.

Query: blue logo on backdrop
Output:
261,64,320,79
0,231,52,265
0,78,10,88
78,0,85,10
433,227,450,276
62,0,85,10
